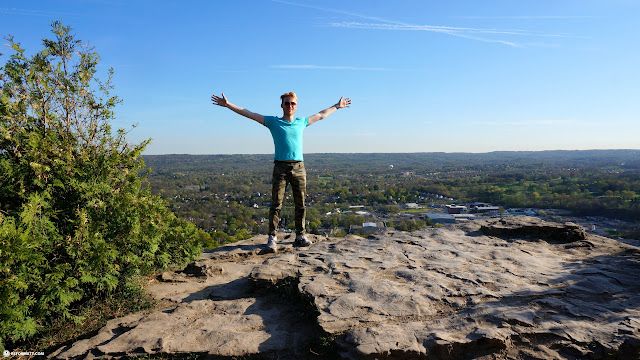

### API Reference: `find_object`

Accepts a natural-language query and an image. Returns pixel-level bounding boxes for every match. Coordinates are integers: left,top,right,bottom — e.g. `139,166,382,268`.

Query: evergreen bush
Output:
0,22,202,350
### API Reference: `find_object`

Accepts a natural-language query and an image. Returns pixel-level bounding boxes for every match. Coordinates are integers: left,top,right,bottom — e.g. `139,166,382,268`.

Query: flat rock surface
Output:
51,217,640,359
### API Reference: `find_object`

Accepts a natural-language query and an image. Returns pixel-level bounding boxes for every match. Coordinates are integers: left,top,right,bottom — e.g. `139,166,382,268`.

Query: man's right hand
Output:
210,93,265,125
211,93,228,107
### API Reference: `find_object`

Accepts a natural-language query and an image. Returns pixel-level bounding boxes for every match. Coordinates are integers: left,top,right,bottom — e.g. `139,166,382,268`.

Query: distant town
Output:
143,151,640,246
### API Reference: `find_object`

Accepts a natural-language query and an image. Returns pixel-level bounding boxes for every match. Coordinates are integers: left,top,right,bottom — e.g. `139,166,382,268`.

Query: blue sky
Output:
2,0,639,154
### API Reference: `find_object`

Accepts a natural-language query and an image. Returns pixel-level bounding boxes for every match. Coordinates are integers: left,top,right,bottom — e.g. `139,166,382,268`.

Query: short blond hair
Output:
280,91,297,103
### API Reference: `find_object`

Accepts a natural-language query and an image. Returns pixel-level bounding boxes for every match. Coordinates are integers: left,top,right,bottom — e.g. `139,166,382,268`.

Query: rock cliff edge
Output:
51,217,640,359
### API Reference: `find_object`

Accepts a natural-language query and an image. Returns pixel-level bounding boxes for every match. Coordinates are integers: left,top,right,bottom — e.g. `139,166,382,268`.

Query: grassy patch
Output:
603,228,639,239
400,208,428,213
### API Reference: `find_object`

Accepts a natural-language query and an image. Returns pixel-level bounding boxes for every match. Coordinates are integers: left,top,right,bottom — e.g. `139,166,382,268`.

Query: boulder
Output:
478,216,587,242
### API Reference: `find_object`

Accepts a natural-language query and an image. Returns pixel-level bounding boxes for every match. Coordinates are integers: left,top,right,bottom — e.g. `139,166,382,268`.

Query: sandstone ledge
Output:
478,216,587,243
51,217,640,359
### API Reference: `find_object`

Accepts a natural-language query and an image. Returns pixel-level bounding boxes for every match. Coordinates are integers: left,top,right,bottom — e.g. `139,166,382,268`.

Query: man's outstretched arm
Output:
211,93,265,126
308,96,351,126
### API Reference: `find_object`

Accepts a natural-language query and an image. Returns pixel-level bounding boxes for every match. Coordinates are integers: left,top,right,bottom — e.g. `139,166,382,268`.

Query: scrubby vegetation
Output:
0,22,204,351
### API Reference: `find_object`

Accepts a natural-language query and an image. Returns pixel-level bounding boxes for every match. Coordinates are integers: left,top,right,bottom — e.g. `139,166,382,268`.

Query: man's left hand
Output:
336,96,352,109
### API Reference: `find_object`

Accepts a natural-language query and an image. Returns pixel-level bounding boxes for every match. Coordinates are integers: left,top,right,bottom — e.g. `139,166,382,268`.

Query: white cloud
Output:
331,22,585,39
452,16,597,20
273,0,584,47
330,22,531,36
0,7,82,17
272,0,403,26
270,64,395,71
473,119,581,126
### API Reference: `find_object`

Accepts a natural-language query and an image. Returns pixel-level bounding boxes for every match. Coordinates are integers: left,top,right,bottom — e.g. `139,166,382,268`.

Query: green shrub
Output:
0,21,202,350
331,229,347,237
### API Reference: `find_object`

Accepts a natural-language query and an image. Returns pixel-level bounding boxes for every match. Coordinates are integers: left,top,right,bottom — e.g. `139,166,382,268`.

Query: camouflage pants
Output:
269,161,306,236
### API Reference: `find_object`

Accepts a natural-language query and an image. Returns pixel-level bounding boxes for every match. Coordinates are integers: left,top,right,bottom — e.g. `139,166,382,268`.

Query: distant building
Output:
350,222,386,235
474,206,501,213
468,202,490,209
424,213,456,224
452,214,480,222
446,205,467,214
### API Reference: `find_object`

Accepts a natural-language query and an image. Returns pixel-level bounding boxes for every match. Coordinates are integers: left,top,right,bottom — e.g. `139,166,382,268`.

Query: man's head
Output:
280,91,297,116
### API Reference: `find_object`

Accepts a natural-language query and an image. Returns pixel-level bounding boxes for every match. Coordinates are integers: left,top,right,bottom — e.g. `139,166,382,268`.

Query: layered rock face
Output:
51,217,640,359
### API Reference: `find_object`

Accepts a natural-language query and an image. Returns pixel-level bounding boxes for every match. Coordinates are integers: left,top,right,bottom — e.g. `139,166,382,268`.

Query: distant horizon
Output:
142,148,640,156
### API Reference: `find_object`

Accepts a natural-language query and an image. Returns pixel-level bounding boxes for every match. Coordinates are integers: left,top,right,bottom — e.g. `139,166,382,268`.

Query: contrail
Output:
272,0,584,47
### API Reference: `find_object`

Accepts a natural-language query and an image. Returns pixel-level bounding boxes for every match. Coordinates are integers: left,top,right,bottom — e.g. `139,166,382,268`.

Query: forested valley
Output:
143,150,640,244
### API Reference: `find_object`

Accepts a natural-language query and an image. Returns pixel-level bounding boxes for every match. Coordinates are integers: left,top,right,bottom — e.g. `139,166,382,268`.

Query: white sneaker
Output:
266,235,278,252
294,234,312,247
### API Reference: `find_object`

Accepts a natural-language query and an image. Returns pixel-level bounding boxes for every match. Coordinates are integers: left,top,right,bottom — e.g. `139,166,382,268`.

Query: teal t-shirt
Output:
264,116,309,161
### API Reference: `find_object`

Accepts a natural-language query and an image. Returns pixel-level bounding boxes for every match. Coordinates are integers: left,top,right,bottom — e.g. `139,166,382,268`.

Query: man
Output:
211,91,351,252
